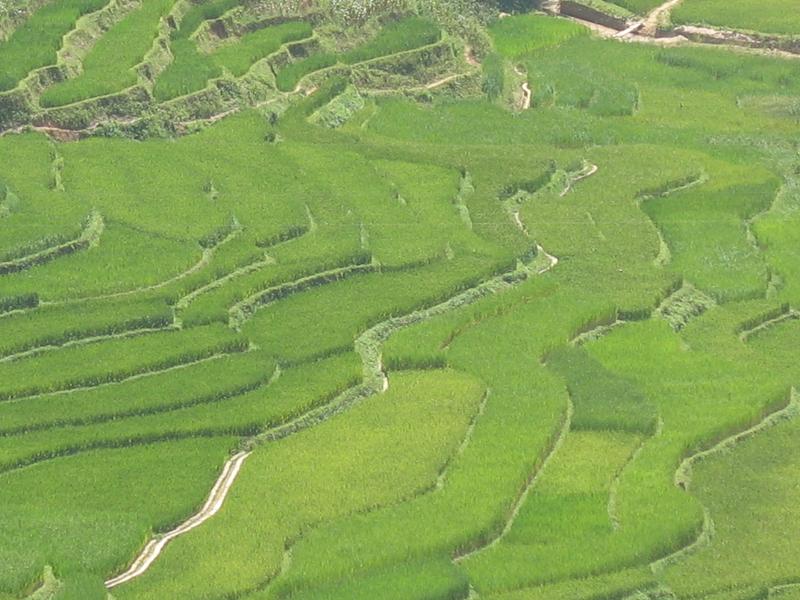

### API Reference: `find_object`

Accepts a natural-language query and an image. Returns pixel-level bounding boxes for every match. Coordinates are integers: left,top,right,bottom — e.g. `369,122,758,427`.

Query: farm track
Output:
520,83,531,110
107,246,562,589
560,162,599,197
105,450,252,588
639,0,685,37
559,1,800,59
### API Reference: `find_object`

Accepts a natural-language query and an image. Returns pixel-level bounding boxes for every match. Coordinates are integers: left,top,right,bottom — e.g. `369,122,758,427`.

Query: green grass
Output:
275,52,338,92
0,438,235,594
489,14,588,60
0,324,247,401
274,16,440,92
39,0,177,107
0,0,109,92
154,20,313,101
602,0,664,15
5,11,800,600
173,0,241,40
340,16,440,64
673,0,800,36
661,402,800,595
112,370,485,599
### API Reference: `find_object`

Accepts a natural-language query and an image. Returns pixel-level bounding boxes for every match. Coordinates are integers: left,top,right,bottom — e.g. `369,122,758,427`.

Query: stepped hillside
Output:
1,1,800,599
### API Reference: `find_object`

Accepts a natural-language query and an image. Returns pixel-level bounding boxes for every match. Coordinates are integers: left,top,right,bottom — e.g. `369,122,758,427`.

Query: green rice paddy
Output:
1,2,799,599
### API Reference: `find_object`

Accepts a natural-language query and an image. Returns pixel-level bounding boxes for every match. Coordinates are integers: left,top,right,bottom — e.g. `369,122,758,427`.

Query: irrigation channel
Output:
103,244,561,588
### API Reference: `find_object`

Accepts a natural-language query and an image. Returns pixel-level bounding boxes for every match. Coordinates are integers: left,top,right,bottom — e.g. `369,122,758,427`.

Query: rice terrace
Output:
1,0,800,597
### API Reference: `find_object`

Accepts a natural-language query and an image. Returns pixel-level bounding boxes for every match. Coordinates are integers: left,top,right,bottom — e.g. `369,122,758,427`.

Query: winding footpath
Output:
102,245,561,590
105,451,252,588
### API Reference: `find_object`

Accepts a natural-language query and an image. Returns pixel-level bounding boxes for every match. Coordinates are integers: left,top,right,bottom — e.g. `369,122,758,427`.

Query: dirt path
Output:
425,73,461,90
560,163,599,197
639,0,685,37
564,3,800,59
464,45,480,67
521,83,531,110
105,450,252,588
101,244,561,591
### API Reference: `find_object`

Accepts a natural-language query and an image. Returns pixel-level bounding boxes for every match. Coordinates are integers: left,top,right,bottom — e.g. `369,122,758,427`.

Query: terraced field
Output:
672,0,800,36
1,1,800,599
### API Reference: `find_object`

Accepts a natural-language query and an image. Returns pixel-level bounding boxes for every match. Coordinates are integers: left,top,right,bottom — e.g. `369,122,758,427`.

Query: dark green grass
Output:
489,13,587,60
154,20,312,101
173,0,241,40
40,0,176,107
673,0,800,36
275,16,439,92
0,0,109,92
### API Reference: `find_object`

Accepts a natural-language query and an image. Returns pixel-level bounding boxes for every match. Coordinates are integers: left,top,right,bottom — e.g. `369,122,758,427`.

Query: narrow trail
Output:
425,74,462,90
639,0,685,37
105,451,251,588
520,83,531,110
563,3,800,59
560,163,599,197
106,246,562,590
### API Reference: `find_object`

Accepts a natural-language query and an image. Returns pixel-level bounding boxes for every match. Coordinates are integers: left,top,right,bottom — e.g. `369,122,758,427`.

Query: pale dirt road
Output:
105,451,251,589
